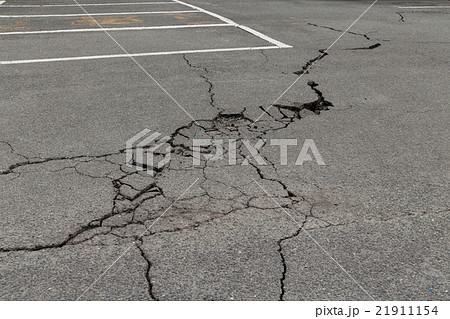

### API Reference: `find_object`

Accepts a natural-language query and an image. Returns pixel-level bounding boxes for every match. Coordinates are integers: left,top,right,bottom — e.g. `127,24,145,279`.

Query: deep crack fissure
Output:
293,50,328,75
345,43,381,50
136,241,158,301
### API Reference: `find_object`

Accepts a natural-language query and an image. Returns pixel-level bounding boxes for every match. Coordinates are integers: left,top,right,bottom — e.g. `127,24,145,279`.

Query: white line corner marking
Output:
172,0,292,49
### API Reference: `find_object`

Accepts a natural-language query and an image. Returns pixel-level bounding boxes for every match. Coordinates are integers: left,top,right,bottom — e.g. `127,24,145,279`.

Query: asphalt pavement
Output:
0,0,448,300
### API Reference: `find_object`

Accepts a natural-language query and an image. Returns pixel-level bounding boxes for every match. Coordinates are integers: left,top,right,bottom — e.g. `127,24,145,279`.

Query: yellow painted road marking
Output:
70,16,143,26
0,19,27,31
168,12,216,25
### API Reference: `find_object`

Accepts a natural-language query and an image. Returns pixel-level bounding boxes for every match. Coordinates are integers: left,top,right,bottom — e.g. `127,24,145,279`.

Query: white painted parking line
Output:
0,23,231,35
0,0,291,64
1,2,174,7
0,46,281,65
397,6,450,9
173,0,236,25
172,0,292,48
0,10,198,18
238,25,292,49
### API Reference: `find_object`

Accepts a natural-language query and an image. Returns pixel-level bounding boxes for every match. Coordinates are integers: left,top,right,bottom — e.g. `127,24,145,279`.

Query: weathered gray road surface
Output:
0,0,448,300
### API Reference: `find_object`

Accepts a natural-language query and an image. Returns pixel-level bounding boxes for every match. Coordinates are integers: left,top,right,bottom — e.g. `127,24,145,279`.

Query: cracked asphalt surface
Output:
0,0,449,300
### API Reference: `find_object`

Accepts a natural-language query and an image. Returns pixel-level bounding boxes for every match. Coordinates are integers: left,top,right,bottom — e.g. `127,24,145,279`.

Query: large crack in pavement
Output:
0,71,335,299
0,39,364,254
3,43,437,300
